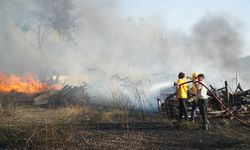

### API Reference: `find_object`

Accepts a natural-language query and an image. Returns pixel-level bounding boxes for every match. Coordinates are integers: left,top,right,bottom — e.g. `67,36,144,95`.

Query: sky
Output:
119,0,250,56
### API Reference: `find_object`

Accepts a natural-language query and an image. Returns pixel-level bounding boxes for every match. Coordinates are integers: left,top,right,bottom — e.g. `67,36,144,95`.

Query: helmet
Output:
192,72,198,78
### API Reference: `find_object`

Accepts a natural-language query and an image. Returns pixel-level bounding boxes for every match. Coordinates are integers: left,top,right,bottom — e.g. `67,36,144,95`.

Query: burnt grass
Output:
0,104,249,149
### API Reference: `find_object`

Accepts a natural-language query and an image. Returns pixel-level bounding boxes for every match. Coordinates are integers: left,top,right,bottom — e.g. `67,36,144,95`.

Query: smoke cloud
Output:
0,0,248,88
166,12,246,86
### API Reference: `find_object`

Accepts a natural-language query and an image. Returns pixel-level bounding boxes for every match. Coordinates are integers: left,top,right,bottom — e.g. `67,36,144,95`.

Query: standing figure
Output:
190,72,198,122
177,72,189,120
196,74,209,130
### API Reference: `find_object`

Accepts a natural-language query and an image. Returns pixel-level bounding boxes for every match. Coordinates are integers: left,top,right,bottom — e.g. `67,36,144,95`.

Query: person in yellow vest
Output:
176,72,189,120
189,72,198,122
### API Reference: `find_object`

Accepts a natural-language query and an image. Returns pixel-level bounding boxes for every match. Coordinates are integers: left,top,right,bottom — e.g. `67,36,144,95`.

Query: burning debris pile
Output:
0,72,90,108
0,72,60,94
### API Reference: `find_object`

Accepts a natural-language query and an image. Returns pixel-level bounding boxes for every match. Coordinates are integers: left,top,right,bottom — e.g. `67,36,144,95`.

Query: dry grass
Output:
0,98,249,149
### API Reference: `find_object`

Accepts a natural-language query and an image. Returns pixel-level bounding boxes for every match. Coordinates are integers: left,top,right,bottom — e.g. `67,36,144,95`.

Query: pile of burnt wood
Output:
209,81,250,109
33,84,90,107
158,81,250,117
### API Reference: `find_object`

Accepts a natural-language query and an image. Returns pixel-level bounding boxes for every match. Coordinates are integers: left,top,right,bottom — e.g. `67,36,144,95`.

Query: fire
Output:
0,72,61,94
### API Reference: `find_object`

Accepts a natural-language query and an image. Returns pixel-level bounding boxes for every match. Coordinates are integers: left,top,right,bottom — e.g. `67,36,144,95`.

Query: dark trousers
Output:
198,99,209,126
178,98,188,120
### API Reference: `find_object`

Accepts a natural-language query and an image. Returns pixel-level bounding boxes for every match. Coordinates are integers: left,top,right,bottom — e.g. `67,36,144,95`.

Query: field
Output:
0,100,250,150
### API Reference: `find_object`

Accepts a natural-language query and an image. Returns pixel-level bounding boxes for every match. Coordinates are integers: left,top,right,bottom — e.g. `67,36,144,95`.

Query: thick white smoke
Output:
0,0,248,90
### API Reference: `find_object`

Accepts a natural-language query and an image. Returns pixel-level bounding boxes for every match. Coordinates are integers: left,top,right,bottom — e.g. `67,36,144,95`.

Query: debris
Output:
159,80,250,125
33,84,90,107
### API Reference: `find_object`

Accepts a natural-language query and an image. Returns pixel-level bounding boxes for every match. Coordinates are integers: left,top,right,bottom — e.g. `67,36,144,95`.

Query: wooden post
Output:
236,74,238,88
157,98,161,113
225,81,229,103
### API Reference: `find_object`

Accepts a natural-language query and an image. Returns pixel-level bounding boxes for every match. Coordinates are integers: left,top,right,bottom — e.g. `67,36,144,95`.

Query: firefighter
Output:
196,74,209,130
176,72,189,120
189,72,198,122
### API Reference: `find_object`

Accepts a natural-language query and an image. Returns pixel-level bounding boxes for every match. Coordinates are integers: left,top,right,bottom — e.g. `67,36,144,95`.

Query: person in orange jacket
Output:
176,72,189,120
189,72,198,122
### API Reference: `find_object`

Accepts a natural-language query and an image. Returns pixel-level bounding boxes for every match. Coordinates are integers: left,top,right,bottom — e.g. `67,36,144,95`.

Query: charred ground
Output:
0,99,249,149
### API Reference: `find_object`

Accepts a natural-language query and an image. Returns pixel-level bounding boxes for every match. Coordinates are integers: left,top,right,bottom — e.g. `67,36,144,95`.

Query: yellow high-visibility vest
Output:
177,78,189,99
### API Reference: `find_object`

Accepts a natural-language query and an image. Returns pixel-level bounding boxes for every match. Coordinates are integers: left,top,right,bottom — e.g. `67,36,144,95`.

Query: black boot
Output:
202,124,208,131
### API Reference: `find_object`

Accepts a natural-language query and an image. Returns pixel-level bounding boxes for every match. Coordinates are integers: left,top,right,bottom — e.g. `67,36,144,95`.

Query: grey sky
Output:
119,0,250,56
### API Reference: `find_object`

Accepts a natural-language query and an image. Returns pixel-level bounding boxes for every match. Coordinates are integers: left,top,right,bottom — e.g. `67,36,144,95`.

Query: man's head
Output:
192,72,198,80
197,74,205,81
178,72,185,79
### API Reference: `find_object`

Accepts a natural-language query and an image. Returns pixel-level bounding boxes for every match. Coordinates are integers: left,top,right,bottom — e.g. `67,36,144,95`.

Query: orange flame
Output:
0,72,61,94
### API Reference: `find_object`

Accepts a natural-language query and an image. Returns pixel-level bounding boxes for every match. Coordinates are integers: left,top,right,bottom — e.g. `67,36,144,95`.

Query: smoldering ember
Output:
0,0,250,149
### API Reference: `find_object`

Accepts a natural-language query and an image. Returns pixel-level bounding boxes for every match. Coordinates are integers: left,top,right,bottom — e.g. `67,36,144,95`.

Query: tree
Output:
18,0,76,51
